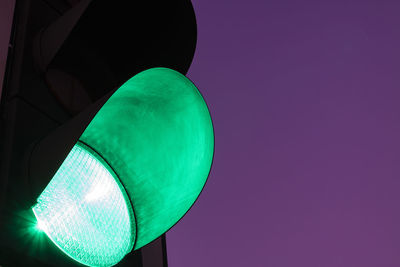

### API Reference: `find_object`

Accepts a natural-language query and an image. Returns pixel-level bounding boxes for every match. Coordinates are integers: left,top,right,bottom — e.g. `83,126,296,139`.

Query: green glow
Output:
36,220,46,232
80,68,214,249
33,67,214,266
32,143,134,267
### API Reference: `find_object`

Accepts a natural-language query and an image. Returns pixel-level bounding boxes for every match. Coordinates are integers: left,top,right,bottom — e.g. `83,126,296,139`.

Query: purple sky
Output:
2,1,400,266
167,1,400,267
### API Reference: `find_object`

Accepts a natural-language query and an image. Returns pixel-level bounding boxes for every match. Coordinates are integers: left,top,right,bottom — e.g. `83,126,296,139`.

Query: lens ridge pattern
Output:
33,143,134,267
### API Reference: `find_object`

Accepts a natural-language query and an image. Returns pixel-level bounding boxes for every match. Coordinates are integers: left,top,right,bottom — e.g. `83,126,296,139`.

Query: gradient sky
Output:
2,1,400,267
167,1,400,267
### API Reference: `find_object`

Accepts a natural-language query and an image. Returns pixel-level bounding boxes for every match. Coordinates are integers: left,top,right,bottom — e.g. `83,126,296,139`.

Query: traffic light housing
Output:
0,0,213,266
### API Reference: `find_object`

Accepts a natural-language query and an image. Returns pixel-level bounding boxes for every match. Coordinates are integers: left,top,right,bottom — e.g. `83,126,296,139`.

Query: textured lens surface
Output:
32,143,134,267
80,68,214,249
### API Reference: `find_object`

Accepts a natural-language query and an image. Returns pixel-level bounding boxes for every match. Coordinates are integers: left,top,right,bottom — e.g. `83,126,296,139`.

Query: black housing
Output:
0,0,197,266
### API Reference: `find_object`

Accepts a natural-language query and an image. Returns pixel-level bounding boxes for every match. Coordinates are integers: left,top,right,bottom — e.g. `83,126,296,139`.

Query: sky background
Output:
3,1,400,267
167,1,400,267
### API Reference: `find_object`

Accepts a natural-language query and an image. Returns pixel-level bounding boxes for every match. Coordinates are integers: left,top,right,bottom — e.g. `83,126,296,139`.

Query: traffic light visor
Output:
31,67,214,266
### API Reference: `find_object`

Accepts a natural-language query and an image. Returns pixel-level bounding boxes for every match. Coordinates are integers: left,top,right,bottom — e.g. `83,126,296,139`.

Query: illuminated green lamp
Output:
32,68,214,267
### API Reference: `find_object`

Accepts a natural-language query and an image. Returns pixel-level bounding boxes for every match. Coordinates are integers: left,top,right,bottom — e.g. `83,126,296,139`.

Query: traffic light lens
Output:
32,143,134,267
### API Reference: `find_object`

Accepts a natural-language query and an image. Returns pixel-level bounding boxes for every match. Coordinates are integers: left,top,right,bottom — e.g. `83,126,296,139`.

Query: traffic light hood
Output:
30,68,214,266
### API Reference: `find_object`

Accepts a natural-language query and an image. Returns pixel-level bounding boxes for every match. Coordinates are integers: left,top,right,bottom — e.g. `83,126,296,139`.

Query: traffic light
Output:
31,67,214,266
0,0,213,266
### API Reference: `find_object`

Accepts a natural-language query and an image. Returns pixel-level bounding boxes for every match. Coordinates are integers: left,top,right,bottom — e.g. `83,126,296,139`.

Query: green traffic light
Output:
33,143,134,267
32,68,214,266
